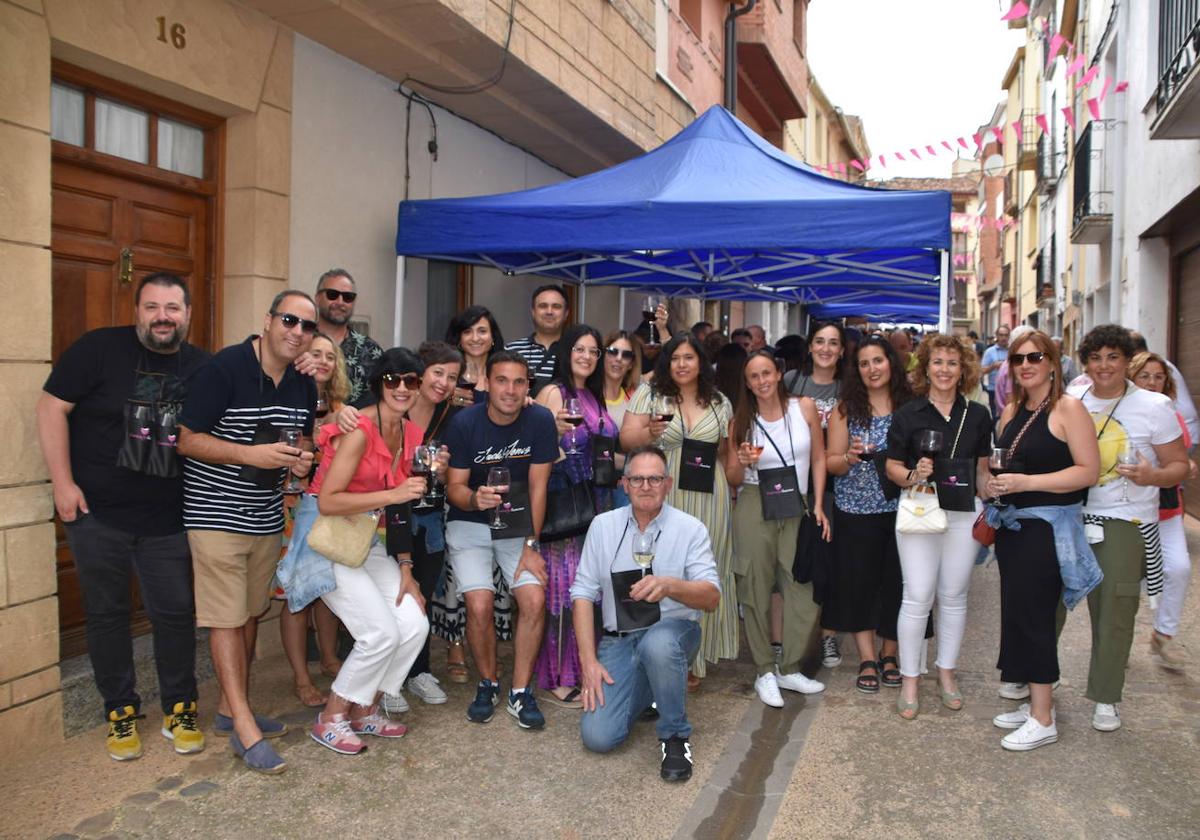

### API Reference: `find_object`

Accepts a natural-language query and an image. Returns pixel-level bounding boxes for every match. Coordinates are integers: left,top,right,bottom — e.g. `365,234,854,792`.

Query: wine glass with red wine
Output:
917,429,943,486
642,296,662,345
563,397,584,455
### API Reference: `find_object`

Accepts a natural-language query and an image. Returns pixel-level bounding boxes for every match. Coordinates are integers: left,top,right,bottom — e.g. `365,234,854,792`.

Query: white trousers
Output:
321,542,430,706
895,508,979,678
1155,514,1192,637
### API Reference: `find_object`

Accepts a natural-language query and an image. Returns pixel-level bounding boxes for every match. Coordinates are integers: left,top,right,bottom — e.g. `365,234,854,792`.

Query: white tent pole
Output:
394,256,407,347
938,250,950,333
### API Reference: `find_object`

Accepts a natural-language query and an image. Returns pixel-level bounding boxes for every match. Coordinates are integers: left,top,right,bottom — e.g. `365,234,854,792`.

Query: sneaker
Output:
350,706,408,738
381,690,410,716
820,636,841,668
507,688,546,730
754,673,784,708
407,672,448,705
467,680,500,724
1150,631,1190,671
659,736,693,782
161,701,205,754
310,713,366,755
998,682,1030,700
776,671,826,695
992,703,1056,730
1001,716,1059,751
1092,702,1121,732
106,706,143,762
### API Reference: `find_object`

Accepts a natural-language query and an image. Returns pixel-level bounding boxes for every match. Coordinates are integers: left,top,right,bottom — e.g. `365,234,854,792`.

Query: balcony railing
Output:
1036,133,1062,192
1017,110,1039,169
1072,120,1114,244
1156,0,1200,114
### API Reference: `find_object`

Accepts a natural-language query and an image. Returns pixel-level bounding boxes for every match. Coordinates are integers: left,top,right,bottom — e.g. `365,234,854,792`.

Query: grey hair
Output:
623,445,668,475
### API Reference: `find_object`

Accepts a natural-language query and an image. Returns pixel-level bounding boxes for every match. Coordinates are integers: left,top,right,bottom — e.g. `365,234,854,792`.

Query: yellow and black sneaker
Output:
162,701,205,754
106,705,143,761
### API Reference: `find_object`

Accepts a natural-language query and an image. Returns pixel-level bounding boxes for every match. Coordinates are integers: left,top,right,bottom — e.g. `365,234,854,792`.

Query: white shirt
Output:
743,398,811,492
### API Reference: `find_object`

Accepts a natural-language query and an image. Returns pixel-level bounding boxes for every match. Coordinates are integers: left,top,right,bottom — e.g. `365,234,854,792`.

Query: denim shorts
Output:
445,520,540,593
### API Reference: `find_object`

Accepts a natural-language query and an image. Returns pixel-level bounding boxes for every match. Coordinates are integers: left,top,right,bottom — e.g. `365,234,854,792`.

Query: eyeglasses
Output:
625,475,667,488
1009,351,1046,365
273,313,318,333
572,345,601,358
381,372,422,390
320,289,358,303
605,347,635,361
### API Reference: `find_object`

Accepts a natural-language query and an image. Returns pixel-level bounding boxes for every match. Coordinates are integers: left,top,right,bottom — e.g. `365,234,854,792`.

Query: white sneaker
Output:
1001,716,1058,751
775,671,826,695
406,672,448,705
1092,702,1121,731
381,690,409,716
993,703,1057,730
754,673,784,708
998,682,1030,700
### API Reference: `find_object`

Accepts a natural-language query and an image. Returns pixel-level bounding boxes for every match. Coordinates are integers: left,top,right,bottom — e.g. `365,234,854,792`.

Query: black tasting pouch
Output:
146,405,181,479
238,420,287,490
385,503,415,556
116,401,155,474
611,568,661,632
678,437,719,494
1160,486,1181,510
491,480,534,541
876,456,901,501
757,465,804,521
932,456,977,512
591,432,619,488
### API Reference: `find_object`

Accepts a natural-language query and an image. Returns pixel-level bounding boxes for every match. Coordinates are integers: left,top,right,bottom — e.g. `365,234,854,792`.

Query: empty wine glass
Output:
486,466,510,530
632,531,655,577
279,427,304,494
1116,442,1139,503
563,397,583,455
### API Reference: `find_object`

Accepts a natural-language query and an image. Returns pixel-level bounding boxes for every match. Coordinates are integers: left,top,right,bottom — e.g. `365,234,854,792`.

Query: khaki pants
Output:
732,485,820,676
1085,518,1146,704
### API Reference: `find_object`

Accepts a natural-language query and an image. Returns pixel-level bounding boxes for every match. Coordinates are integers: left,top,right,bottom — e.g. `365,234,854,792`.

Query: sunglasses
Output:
1009,351,1046,365
605,347,635,361
320,288,358,303
381,372,421,391
273,313,318,333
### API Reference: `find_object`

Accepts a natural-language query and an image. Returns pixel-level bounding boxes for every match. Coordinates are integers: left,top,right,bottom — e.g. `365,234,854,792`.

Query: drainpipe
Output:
724,0,757,111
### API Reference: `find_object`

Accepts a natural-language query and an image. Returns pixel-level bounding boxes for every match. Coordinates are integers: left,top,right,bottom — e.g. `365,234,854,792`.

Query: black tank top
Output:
997,402,1083,508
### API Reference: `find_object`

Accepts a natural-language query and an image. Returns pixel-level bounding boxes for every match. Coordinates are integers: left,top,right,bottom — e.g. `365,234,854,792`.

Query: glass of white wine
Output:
633,531,654,577
1116,442,1139,503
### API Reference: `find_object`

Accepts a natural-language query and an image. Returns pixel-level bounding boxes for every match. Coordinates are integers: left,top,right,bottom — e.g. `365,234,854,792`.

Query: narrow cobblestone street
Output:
6,522,1198,840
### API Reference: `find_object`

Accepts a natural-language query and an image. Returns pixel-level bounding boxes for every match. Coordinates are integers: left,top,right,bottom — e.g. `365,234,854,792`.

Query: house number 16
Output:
155,17,187,49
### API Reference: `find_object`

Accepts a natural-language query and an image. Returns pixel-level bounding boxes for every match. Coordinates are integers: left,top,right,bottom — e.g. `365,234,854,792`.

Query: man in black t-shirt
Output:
443,352,557,730
37,273,208,762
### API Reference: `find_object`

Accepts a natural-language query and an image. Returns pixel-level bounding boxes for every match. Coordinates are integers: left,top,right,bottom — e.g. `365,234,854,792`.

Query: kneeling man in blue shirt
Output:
570,445,721,782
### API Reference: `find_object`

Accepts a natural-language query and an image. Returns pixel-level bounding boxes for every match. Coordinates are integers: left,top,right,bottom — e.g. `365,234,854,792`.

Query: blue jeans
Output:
580,618,700,751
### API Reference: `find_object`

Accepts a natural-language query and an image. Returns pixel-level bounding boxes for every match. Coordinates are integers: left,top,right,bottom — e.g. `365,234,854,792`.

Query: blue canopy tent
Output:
395,106,952,325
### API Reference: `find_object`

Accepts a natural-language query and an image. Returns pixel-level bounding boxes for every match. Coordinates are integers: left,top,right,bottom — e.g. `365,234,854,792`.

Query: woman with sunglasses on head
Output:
534,324,616,707
823,336,914,694
727,350,829,707
445,305,505,408
280,349,430,755
1128,351,1195,672
277,333,350,708
885,335,992,720
602,330,643,508
983,331,1098,750
621,332,737,689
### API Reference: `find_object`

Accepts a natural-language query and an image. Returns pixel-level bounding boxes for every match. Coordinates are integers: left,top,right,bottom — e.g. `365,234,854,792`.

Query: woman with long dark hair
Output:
620,332,737,688
714,343,749,406
534,323,615,705
445,305,505,407
823,336,913,693
726,350,829,706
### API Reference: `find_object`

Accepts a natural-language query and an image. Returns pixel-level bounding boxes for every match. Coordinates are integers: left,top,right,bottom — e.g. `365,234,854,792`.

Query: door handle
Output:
119,248,134,285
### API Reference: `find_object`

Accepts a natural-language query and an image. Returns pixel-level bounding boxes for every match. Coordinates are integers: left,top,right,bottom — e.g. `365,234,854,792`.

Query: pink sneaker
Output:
350,706,408,739
310,713,366,755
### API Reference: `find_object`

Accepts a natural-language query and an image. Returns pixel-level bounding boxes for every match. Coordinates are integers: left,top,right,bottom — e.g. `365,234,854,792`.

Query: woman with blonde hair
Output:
602,329,642,508
885,334,993,719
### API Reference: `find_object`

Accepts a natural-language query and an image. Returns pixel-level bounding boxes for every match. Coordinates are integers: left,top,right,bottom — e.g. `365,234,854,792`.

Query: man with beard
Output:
178,290,317,774
37,273,209,762
506,284,569,397
313,268,382,407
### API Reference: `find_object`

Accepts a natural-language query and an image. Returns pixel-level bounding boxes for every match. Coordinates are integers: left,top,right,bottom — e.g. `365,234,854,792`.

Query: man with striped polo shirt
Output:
505,284,568,398
178,290,318,774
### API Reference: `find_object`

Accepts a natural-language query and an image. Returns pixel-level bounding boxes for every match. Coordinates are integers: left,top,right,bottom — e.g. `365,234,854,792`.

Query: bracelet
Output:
397,558,414,567
843,452,851,465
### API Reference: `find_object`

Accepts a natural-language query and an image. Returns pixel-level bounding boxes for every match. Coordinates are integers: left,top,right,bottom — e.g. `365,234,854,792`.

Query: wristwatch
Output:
524,537,541,551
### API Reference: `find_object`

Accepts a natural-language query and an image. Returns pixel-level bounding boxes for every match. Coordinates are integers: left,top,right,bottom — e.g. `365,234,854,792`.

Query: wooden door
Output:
1176,247,1200,520
52,163,214,658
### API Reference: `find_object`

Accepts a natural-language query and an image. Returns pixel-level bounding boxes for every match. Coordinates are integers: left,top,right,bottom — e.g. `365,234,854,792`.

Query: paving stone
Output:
47,834,80,840
154,775,184,791
121,791,159,807
119,809,153,833
72,811,115,835
179,780,220,798
153,800,187,818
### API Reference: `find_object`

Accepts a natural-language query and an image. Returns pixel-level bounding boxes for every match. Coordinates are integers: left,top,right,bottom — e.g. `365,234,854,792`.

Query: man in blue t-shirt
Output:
981,326,1010,417
443,351,557,730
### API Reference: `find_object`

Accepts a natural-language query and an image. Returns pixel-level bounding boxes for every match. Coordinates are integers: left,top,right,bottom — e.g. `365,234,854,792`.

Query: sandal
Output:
294,682,327,708
855,660,880,694
940,687,964,711
896,693,919,721
544,687,583,709
320,660,342,680
446,642,469,684
687,673,701,693
878,655,902,689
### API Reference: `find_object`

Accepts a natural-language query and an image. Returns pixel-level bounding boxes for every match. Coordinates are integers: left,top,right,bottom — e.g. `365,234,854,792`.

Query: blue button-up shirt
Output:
570,502,720,632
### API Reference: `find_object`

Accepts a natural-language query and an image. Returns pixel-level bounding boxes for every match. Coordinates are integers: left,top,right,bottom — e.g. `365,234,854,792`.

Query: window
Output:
680,0,702,37
95,98,149,164
158,118,205,178
50,83,84,146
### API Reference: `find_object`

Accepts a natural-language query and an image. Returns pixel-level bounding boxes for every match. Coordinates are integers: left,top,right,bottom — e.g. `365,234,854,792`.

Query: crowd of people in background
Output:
38,270,1196,782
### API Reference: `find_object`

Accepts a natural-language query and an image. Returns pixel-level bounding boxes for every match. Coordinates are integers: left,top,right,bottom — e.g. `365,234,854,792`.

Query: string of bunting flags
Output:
809,1,1129,178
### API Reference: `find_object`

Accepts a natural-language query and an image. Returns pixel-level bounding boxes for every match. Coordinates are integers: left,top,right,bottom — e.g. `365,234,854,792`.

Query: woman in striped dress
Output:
621,332,737,687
